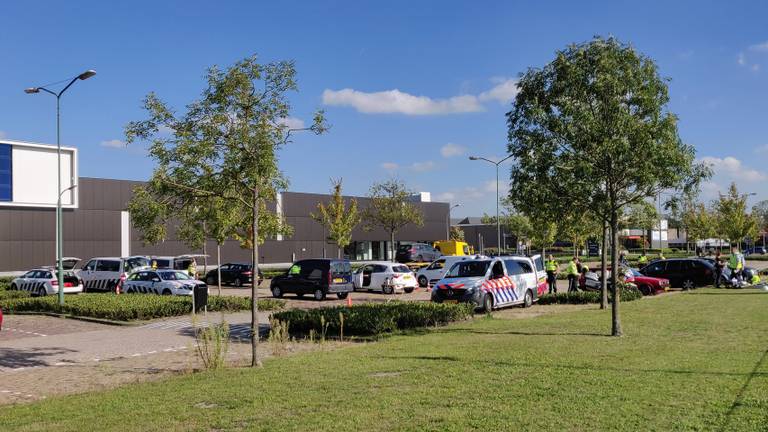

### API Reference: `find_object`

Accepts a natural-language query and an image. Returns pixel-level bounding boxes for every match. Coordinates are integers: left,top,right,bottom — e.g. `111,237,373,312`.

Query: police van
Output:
78,256,151,293
415,255,487,288
431,256,540,312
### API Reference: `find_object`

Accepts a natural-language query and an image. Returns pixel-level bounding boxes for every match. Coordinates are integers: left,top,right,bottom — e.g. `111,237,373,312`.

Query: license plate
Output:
444,300,458,304
404,275,413,279
333,278,344,283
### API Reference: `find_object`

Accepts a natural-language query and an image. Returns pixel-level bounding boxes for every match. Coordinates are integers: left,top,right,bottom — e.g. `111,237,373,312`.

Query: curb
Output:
8,311,142,327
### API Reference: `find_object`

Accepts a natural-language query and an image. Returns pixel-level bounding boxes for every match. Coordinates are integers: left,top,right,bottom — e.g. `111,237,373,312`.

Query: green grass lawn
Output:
2,289,767,431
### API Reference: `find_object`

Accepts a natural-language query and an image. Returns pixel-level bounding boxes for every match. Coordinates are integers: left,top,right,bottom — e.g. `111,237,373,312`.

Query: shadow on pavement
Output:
177,322,271,342
0,346,77,369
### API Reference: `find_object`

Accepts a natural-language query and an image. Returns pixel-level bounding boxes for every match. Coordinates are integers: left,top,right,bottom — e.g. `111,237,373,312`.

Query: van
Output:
433,240,473,256
78,256,151,293
269,259,354,301
415,255,487,287
431,256,539,312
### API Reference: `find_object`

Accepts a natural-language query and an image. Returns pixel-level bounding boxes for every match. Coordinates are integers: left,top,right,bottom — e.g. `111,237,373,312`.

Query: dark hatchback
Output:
640,258,715,289
204,263,263,287
269,259,354,300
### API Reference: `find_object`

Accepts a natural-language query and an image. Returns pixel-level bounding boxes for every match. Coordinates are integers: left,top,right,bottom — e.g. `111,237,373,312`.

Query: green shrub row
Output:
0,294,284,321
537,285,643,305
0,289,31,301
271,301,474,337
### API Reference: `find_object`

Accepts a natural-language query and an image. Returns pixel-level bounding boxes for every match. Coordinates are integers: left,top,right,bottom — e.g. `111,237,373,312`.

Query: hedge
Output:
537,285,643,305
0,289,31,301
0,293,284,321
271,301,474,338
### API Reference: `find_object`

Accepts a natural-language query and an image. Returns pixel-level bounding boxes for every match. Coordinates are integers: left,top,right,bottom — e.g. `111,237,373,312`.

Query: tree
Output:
311,178,360,259
751,200,768,248
713,183,759,250
623,201,659,252
558,211,601,257
449,226,465,242
125,55,327,366
682,201,715,249
507,37,708,336
365,180,424,261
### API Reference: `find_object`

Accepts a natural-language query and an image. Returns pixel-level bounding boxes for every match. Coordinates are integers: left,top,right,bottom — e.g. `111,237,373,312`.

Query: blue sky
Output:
1,0,767,217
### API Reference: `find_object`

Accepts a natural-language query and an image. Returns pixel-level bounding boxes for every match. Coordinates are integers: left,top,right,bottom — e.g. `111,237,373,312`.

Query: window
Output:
665,261,682,272
0,144,11,202
160,271,190,281
124,257,150,273
518,261,533,274
128,273,141,281
445,261,490,278
491,261,505,279
331,261,351,277
96,260,120,272
427,259,445,270
289,264,301,275
41,271,53,279
153,259,171,268
219,264,230,271
393,265,411,273
646,262,665,274
504,260,523,275
307,268,323,280
372,265,387,273
83,260,97,271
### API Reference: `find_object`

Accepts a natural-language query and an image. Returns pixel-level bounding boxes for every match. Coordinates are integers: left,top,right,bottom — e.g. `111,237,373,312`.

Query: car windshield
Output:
159,271,192,281
392,265,411,273
630,269,643,277
445,261,491,278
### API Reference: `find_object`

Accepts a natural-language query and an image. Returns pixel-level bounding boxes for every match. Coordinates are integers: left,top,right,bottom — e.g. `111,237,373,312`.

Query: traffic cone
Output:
346,295,352,307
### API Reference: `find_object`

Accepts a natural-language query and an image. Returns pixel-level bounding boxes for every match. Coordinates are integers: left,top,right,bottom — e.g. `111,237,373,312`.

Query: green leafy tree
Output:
751,200,768,247
125,55,327,366
623,201,659,252
506,36,708,336
311,178,360,259
364,180,424,261
558,212,601,257
713,183,759,250
449,226,465,242
682,201,716,248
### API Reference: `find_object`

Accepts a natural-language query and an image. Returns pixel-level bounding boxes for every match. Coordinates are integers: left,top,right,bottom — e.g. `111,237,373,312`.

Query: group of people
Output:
545,255,589,294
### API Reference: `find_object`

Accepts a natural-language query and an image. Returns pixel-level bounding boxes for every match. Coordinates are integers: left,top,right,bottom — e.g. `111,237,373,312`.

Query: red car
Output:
625,268,669,295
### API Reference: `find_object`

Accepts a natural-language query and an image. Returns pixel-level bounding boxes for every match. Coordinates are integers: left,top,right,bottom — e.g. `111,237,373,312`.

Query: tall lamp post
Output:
446,203,461,240
25,70,96,305
469,154,513,253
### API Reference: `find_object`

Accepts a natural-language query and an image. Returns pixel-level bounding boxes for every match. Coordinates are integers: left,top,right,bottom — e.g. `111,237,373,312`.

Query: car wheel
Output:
271,286,283,298
682,279,695,291
337,292,349,300
639,285,652,296
9,283,17,290
522,290,533,308
404,287,414,294
383,284,394,295
418,275,428,288
233,278,243,287
482,293,493,313
162,289,172,295
37,286,47,297
314,289,326,301
206,276,216,285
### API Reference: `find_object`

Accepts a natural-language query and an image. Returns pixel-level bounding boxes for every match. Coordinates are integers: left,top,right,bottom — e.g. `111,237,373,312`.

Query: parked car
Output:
77,256,151,293
150,254,208,275
580,267,670,296
123,269,207,296
431,256,539,312
203,263,263,287
396,243,441,263
744,247,767,256
415,255,486,288
639,258,715,289
270,259,354,300
352,262,417,294
10,268,83,296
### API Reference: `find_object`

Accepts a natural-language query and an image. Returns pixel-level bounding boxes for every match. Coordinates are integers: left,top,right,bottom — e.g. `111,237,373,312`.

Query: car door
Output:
424,258,446,281
284,262,304,293
303,261,325,293
642,261,666,278
360,264,374,288
371,264,388,290
79,259,98,291
517,260,538,299
503,260,525,303
664,260,683,287
95,259,121,292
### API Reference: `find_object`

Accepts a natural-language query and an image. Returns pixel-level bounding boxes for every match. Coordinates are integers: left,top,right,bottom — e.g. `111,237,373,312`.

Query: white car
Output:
123,269,207,296
416,255,487,288
353,262,418,294
11,268,83,296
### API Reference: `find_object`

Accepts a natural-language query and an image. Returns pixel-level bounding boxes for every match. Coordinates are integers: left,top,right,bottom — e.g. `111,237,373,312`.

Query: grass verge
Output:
1,289,766,431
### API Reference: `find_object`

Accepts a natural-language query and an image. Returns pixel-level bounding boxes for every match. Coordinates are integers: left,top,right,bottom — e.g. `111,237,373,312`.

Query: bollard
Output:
346,295,352,307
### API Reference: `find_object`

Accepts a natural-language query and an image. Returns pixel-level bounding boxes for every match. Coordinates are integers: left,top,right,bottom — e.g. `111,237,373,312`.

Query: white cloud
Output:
434,192,456,202
699,156,767,182
738,52,746,66
440,143,466,158
100,139,126,149
478,78,519,104
410,161,436,172
277,117,305,129
749,41,768,52
322,88,483,115
751,64,761,72
380,162,399,171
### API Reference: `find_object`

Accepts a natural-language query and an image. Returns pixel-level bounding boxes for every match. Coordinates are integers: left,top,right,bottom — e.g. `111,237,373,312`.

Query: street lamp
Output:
25,70,96,305
469,154,513,253
446,203,461,239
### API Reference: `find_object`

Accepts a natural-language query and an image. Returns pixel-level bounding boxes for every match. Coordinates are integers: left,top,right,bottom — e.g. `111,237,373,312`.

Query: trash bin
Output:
193,285,208,313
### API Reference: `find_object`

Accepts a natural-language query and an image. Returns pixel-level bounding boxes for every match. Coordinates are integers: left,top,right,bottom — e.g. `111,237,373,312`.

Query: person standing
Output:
638,252,648,267
727,248,743,284
714,251,725,288
188,259,198,280
567,257,580,293
545,255,558,294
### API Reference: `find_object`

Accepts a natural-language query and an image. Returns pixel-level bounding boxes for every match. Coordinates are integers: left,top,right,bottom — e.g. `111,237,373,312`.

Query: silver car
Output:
123,269,206,296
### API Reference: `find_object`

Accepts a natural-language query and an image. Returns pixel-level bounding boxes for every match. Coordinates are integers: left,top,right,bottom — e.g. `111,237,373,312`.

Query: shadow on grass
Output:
719,347,768,431
0,346,77,368
689,292,767,296
431,327,610,337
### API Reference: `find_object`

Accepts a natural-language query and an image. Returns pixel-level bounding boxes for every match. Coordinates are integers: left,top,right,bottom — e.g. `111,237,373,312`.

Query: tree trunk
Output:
600,221,608,310
251,187,262,367
610,211,622,337
203,239,208,279
390,231,396,262
217,242,222,296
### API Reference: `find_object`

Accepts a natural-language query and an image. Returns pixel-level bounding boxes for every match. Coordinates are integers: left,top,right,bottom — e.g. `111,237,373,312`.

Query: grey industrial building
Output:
0,177,450,272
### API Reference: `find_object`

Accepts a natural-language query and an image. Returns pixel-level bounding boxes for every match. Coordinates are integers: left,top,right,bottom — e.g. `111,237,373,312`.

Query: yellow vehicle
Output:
433,240,474,256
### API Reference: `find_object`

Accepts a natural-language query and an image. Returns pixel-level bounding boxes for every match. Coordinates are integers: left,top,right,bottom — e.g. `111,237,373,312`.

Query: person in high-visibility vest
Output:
638,253,648,266
188,260,198,280
545,255,558,294
658,251,666,261
728,249,743,283
566,257,580,293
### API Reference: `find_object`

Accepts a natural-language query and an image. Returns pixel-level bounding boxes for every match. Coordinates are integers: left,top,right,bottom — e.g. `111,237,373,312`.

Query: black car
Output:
744,247,767,256
204,263,263,287
269,259,354,300
640,258,715,289
395,243,441,263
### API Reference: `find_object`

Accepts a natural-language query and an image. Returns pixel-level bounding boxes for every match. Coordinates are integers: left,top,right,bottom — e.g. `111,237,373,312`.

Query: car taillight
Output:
409,248,416,254
243,271,253,276
51,279,58,286
393,274,402,278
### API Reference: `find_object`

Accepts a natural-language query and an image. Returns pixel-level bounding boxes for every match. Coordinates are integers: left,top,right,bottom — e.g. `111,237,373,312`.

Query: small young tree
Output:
365,180,424,261
713,183,759,250
624,201,659,252
682,201,715,251
311,178,360,259
125,55,326,367
449,226,465,242
751,200,768,248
